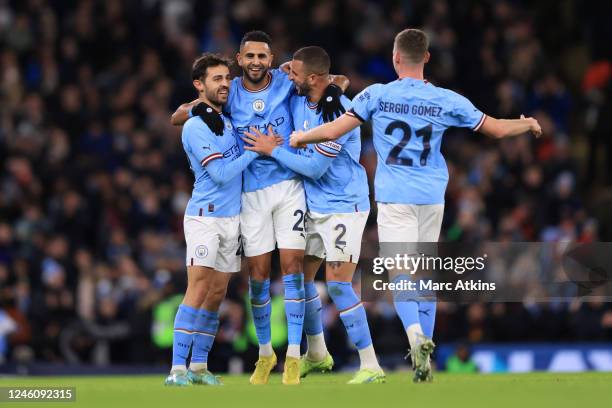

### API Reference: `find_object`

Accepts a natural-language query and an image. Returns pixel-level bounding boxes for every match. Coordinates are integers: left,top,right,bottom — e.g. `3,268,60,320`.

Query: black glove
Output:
317,84,346,123
192,102,224,136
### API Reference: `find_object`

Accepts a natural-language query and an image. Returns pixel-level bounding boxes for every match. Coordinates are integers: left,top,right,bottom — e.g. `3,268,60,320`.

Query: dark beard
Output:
296,83,310,96
243,68,268,84
206,89,227,108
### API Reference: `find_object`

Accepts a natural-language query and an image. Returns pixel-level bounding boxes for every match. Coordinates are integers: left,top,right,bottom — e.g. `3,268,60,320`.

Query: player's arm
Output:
279,61,349,93
279,61,291,74
243,127,333,180
478,114,542,139
329,75,349,93
447,91,541,139
290,114,361,147
185,121,257,186
205,150,258,186
171,99,200,126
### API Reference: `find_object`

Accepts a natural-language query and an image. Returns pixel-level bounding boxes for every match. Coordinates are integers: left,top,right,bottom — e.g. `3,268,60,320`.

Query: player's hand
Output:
193,102,224,136
243,126,279,156
290,130,306,148
317,84,346,123
521,114,542,138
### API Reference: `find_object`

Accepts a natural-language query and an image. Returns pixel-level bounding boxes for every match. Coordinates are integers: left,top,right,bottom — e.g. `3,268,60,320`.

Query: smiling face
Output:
236,41,273,84
193,64,231,107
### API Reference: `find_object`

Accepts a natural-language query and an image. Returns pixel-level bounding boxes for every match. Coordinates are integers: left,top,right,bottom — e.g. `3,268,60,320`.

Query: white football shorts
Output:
305,210,369,263
240,179,307,257
377,203,444,243
184,215,241,273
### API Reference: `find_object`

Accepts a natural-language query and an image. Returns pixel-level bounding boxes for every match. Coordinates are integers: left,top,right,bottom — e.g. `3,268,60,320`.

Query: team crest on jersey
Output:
195,245,208,258
252,99,265,112
303,120,309,130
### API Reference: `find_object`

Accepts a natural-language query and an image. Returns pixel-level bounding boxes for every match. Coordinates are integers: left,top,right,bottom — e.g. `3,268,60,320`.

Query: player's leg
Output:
303,256,326,361
247,254,274,356
274,179,307,384
166,215,220,386
377,203,425,350
327,266,384,383
165,265,212,386
188,270,231,386
189,216,240,386
299,221,333,377
278,247,306,385
415,204,443,339
378,203,436,381
241,188,277,382
409,204,444,382
246,252,277,384
324,211,384,384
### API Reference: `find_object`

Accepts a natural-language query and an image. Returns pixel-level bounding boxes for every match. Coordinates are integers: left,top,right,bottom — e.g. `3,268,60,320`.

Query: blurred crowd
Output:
1,0,611,370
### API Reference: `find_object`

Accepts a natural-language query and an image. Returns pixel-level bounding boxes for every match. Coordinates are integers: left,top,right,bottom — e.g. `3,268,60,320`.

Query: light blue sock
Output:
172,304,198,367
249,278,271,345
327,281,372,350
418,301,436,338
304,281,323,336
191,308,219,364
283,273,305,347
392,274,420,329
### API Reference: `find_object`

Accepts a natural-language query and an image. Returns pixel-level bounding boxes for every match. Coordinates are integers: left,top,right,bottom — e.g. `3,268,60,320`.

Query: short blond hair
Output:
394,29,429,64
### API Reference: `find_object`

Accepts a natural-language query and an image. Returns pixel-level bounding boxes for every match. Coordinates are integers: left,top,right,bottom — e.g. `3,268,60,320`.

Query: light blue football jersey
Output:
227,68,297,192
289,94,370,214
349,77,485,204
182,114,242,217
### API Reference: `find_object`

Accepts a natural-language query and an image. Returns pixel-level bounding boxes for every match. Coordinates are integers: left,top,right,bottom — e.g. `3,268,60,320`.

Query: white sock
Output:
286,344,300,359
189,362,207,372
306,333,327,361
171,364,187,374
358,344,381,371
259,342,274,357
406,323,424,350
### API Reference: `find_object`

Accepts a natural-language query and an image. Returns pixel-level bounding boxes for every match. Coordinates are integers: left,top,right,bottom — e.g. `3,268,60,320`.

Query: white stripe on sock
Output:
287,344,300,359
259,342,273,357
171,365,187,374
189,362,207,372
406,323,424,350
358,344,381,371
306,333,327,361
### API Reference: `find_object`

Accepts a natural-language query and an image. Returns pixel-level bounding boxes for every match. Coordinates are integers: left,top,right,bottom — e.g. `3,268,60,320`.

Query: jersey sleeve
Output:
205,150,257,185
272,147,332,180
347,83,382,123
272,68,295,94
444,90,486,131
183,119,224,167
225,78,240,115
289,94,300,132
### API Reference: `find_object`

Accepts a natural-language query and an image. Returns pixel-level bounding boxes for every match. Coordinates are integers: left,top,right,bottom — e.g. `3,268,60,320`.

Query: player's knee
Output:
325,261,354,282
249,265,269,281
280,256,303,276
205,283,228,309
187,274,206,289
185,280,208,304
247,256,271,280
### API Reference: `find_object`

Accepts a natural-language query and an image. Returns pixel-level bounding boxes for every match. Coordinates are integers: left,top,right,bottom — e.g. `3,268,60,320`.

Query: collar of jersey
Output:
306,99,318,110
398,77,429,85
241,71,273,93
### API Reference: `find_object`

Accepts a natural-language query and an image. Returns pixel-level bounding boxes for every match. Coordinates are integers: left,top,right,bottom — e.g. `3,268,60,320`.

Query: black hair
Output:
191,53,231,80
240,30,272,48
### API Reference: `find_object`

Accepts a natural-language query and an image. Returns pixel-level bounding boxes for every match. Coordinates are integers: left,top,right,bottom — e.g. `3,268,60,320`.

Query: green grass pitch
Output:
2,372,611,408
